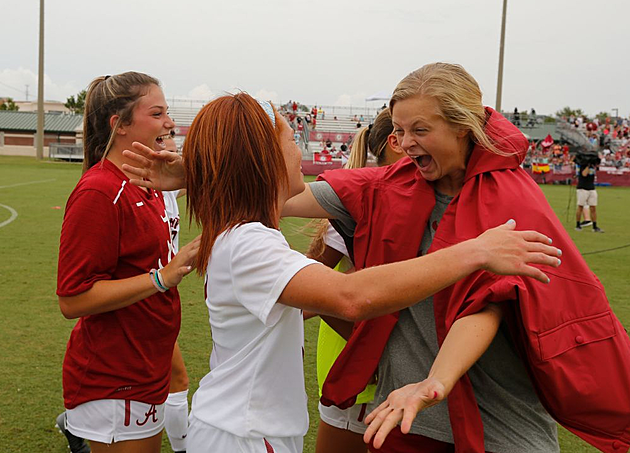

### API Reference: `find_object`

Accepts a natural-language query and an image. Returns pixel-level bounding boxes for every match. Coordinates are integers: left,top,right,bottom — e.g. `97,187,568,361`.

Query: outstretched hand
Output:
122,141,185,191
475,220,562,284
161,235,201,288
363,378,446,449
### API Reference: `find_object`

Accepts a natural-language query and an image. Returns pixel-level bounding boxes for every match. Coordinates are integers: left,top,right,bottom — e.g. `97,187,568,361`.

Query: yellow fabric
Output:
316,320,376,404
316,259,375,404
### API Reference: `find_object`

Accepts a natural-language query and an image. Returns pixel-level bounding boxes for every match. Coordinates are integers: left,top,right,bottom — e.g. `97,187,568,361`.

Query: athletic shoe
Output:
593,227,604,233
580,220,593,227
56,412,91,453
575,225,582,231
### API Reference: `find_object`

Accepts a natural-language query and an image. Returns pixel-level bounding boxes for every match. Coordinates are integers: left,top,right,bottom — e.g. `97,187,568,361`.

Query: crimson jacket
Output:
319,108,630,453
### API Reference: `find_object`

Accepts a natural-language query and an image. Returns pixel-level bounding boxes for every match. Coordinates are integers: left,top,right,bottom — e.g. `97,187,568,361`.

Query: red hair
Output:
183,93,288,274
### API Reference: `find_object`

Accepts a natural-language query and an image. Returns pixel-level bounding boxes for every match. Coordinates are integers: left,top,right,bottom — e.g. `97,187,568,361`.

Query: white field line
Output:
0,178,56,189
0,203,17,228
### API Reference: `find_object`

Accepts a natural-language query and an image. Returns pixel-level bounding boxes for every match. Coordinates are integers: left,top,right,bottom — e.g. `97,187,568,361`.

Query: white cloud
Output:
0,67,79,102
186,83,215,101
334,92,367,107
253,89,280,104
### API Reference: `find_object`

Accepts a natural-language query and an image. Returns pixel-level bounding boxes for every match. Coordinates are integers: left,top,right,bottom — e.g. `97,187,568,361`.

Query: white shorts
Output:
187,414,303,453
318,401,368,434
577,189,598,207
66,399,165,443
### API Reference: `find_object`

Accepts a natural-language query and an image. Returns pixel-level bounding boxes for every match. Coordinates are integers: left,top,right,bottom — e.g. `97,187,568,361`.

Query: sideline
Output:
582,243,630,256
0,203,18,228
0,178,57,190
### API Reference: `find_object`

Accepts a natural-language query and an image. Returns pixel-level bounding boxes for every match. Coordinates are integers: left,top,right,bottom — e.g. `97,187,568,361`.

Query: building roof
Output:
0,111,83,133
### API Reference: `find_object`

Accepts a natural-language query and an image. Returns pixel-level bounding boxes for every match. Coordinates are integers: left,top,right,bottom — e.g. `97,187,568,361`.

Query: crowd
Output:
53,64,630,453
561,114,630,168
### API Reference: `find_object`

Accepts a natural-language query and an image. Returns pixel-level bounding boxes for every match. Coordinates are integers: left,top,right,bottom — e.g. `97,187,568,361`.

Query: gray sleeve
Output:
309,181,357,237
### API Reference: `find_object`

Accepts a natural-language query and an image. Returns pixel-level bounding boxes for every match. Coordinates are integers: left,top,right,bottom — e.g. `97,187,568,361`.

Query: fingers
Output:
518,265,551,284
122,149,154,168
525,242,562,257
365,400,390,424
178,265,195,278
372,412,402,449
127,178,156,190
525,250,562,268
363,404,391,446
132,141,159,158
400,404,420,434
519,230,553,246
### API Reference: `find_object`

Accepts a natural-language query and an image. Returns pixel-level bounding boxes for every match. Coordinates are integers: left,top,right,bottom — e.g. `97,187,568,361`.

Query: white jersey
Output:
162,190,181,253
190,222,319,439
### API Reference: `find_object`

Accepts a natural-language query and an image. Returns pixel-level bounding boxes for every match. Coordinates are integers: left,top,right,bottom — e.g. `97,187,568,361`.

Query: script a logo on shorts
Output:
136,404,159,426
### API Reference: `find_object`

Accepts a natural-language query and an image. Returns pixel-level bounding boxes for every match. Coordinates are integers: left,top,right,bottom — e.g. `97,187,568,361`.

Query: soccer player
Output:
56,72,198,453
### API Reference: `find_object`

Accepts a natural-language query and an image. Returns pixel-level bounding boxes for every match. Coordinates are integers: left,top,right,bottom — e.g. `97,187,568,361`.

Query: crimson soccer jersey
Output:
57,159,180,409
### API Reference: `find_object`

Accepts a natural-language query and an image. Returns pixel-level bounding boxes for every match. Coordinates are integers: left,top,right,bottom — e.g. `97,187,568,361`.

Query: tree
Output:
555,106,585,119
596,111,610,122
65,90,86,114
0,97,19,111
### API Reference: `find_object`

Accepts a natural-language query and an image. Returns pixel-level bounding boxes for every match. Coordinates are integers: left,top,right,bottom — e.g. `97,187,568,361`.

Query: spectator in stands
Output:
356,121,362,129
334,116,338,121
513,107,521,126
527,108,537,127
292,101,298,113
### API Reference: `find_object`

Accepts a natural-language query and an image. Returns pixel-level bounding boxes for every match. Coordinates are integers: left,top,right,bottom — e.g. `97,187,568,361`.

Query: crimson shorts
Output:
367,426,492,453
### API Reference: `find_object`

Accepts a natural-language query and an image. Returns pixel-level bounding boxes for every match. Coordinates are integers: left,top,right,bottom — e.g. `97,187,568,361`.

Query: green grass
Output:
1,156,628,452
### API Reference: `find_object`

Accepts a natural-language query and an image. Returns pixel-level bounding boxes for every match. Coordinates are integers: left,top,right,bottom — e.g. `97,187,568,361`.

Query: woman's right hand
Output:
363,378,446,449
161,235,201,288
122,141,186,191
474,220,562,283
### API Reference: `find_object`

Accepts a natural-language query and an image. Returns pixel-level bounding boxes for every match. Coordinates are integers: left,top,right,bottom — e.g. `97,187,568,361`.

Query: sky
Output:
1,0,629,117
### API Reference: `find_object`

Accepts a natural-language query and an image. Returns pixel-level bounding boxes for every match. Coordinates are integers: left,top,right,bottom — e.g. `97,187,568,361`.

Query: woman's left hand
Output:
363,378,445,449
161,235,201,288
474,220,562,284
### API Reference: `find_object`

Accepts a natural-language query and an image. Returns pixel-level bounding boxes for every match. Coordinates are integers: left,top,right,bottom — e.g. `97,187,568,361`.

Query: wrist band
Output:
149,269,168,292
156,268,170,291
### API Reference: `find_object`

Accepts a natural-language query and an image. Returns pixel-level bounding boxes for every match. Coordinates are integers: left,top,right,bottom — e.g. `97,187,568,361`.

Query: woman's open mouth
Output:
413,154,433,170
155,133,171,150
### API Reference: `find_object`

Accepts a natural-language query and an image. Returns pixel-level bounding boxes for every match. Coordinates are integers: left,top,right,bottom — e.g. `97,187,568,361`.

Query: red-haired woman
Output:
122,93,561,453
56,72,199,453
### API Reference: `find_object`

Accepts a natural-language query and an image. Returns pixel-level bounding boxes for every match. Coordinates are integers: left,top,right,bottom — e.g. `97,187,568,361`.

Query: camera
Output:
575,151,601,167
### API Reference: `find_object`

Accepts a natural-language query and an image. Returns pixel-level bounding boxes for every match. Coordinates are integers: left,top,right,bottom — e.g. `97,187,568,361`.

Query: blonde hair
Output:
82,72,159,173
390,62,504,155
346,108,393,168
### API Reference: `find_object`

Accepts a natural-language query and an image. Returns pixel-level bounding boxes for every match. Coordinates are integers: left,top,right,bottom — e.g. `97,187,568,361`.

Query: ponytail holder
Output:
256,99,276,127
104,75,111,80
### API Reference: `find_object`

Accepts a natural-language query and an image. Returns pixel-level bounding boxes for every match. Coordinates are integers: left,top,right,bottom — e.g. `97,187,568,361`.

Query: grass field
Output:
0,155,628,452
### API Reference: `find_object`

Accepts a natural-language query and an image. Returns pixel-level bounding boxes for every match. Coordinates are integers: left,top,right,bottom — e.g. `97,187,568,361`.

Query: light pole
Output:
495,0,508,113
36,0,45,160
